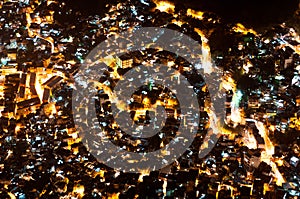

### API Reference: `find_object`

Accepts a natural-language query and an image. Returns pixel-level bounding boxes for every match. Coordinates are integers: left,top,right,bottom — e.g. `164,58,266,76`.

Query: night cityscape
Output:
0,0,300,198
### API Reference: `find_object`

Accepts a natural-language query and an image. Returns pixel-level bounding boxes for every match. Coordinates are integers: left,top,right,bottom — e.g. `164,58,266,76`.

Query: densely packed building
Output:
0,0,299,198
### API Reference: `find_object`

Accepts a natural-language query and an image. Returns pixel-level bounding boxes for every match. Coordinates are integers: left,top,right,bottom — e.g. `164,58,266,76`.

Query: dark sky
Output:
176,0,299,28
65,0,299,29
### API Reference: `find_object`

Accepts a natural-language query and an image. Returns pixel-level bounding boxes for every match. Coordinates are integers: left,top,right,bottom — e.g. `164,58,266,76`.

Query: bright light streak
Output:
187,9,204,20
153,0,175,13
232,23,257,36
244,130,257,149
255,121,286,186
194,28,213,74
230,90,244,126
